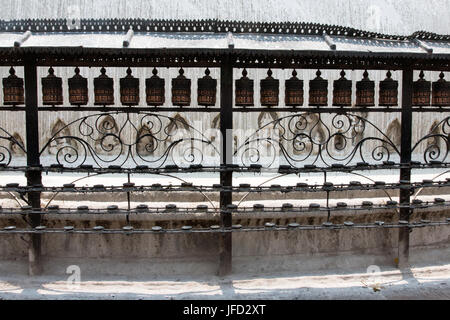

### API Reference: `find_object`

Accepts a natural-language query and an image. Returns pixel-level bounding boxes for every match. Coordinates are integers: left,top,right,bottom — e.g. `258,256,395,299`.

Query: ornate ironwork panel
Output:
39,112,220,168
235,112,400,168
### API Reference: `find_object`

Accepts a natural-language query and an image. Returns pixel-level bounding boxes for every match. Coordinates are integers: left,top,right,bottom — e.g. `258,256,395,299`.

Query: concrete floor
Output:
0,262,449,300
1,171,449,300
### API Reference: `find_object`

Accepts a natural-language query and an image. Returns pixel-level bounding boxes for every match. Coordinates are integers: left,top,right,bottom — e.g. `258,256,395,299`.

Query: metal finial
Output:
126,67,132,76
152,67,158,76
267,68,273,77
292,69,297,77
179,67,184,75
242,68,248,77
100,67,106,75
9,66,15,76
74,67,80,75
340,70,346,78
316,69,321,77
386,70,392,79
205,67,210,76
439,71,445,80
363,70,369,79
48,67,54,75
419,70,425,79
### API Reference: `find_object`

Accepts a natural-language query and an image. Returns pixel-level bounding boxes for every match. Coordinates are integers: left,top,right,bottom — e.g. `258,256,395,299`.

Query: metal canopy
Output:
0,19,449,60
2,31,449,54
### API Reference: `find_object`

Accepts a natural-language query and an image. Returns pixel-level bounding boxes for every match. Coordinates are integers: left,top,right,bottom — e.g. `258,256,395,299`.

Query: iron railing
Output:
0,32,449,274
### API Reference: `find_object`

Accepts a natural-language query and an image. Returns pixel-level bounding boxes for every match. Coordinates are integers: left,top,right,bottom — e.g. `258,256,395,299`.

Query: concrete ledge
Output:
0,222,448,277
2,186,450,202
1,204,448,228
0,205,448,277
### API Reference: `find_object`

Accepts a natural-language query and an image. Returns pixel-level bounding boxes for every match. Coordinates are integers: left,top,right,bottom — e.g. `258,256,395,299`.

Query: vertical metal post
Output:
398,67,413,268
218,56,233,276
126,173,131,224
24,57,42,275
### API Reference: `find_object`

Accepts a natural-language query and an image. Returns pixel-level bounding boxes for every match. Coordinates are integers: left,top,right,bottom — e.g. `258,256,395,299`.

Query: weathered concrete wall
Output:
0,207,448,277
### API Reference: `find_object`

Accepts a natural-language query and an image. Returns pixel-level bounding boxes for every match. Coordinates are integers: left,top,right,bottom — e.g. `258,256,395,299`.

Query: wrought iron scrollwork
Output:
412,117,450,163
40,112,219,168
0,127,26,166
234,112,400,168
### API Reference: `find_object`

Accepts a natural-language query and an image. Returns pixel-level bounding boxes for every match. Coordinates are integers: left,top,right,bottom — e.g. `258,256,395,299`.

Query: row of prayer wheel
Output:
2,67,450,107
1,66,215,107
235,69,450,107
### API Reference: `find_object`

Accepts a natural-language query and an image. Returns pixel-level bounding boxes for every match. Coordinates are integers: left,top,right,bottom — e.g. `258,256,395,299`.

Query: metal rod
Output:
3,180,450,193
126,172,131,224
29,106,221,113
24,56,42,275
3,162,450,174
3,106,450,113
219,56,233,276
322,32,336,50
123,28,134,48
412,38,433,54
14,30,31,47
398,67,413,269
1,220,449,235
2,200,449,215
227,32,234,49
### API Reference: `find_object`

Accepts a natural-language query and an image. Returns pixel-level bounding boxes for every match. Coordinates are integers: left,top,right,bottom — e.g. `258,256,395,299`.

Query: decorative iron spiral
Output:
40,112,219,168
235,112,400,168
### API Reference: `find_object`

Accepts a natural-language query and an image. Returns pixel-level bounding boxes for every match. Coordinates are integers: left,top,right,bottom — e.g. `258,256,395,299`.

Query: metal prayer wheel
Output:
285,69,303,107
197,68,217,106
355,70,375,107
413,70,431,106
235,68,254,106
42,67,63,105
120,67,139,106
94,67,114,105
260,69,279,106
379,70,398,106
68,67,88,105
2,67,24,105
146,67,165,106
432,72,450,106
332,70,352,106
172,68,191,106
309,70,328,106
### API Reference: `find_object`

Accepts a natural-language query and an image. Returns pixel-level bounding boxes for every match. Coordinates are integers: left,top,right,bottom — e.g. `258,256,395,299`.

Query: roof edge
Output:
0,18,449,42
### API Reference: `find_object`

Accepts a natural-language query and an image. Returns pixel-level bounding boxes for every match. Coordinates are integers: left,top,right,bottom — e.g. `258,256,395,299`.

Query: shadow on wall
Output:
384,118,401,152
9,132,25,156
47,119,77,155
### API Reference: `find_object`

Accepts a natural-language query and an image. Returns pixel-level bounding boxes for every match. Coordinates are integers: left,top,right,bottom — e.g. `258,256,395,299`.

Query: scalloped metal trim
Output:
0,19,448,42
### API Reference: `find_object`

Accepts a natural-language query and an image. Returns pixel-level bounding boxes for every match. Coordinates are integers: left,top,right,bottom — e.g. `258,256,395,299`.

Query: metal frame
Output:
0,19,450,275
